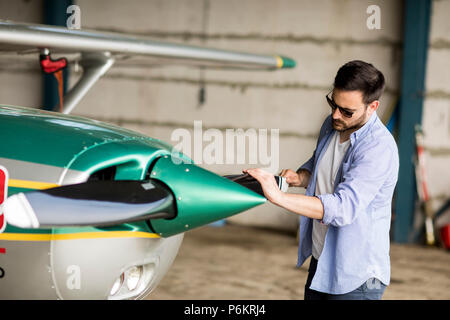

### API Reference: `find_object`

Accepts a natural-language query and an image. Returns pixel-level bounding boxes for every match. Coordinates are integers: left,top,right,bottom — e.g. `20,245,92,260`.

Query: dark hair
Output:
333,60,385,105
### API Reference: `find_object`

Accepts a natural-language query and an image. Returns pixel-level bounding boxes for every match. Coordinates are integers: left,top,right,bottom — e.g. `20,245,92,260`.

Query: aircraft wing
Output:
0,20,295,70
0,20,295,113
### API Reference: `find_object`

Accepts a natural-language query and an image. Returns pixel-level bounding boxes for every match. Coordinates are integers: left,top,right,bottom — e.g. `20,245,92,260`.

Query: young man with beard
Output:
245,60,399,300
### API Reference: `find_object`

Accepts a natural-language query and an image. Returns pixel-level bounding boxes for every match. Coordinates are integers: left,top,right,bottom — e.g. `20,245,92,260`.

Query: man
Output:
245,60,399,300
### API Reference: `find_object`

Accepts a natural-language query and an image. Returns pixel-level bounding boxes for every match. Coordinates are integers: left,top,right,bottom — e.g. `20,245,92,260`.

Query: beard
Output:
332,111,368,133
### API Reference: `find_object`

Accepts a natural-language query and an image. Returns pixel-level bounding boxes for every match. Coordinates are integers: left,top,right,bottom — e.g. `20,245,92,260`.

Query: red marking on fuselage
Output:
0,169,5,205
0,213,4,233
0,166,8,233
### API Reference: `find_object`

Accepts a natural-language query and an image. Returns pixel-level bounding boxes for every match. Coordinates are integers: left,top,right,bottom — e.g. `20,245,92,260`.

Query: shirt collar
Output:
351,111,378,142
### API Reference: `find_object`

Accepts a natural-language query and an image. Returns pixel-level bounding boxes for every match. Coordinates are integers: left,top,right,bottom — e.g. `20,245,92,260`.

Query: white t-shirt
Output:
312,131,350,260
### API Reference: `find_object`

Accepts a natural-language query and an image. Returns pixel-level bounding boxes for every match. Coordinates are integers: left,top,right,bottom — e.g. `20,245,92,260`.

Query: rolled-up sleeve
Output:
317,139,397,227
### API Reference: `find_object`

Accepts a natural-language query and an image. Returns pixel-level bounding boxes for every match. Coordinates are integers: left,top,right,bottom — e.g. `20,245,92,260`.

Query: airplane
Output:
0,21,295,299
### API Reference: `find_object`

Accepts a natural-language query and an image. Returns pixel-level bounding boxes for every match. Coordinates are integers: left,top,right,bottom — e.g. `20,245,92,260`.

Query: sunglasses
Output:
326,91,355,118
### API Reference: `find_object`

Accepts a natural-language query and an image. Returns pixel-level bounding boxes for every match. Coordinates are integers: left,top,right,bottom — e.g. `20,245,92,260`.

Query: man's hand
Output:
243,168,324,220
279,169,301,187
279,169,310,188
243,168,283,204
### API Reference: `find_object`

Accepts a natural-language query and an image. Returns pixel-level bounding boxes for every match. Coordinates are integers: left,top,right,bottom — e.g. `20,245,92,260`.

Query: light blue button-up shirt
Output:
296,111,399,295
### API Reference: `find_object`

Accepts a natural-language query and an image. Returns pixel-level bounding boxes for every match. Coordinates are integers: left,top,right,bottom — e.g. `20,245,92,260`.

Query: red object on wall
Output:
39,54,67,112
441,225,450,250
39,55,67,74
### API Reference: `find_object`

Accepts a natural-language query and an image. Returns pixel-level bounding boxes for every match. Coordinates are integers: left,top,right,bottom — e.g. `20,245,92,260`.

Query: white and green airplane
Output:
0,21,294,300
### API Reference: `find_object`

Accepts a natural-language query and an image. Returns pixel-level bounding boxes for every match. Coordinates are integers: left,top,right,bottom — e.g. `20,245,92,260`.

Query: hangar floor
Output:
148,224,450,300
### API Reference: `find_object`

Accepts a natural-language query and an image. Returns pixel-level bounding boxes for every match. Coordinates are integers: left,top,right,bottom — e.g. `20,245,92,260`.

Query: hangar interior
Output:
0,0,449,300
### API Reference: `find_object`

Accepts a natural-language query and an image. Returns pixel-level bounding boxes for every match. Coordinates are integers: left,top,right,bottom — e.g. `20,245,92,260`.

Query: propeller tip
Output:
4,193,40,229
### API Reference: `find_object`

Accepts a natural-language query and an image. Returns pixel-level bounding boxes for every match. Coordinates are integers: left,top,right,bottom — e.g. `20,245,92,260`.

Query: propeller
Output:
223,173,288,196
3,165,282,235
4,179,175,229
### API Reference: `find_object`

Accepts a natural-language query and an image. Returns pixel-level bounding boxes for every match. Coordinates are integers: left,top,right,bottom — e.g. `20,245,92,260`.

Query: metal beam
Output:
63,52,114,114
394,0,432,243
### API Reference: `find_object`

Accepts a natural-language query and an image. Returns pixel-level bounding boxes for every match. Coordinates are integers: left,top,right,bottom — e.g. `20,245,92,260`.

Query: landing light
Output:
126,266,142,291
110,273,124,296
109,263,155,300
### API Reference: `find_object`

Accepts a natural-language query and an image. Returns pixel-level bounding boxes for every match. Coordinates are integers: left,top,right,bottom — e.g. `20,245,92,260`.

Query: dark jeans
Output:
304,256,387,300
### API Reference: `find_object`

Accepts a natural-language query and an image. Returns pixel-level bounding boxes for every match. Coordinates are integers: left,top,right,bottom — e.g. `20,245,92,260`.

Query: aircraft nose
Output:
148,155,266,237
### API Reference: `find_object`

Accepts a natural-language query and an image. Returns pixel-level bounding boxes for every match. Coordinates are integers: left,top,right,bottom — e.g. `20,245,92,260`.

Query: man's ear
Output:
368,100,379,115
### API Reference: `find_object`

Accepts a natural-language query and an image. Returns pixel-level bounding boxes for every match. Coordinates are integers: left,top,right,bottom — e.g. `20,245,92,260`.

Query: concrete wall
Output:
423,0,450,229
0,0,43,107
0,0,447,233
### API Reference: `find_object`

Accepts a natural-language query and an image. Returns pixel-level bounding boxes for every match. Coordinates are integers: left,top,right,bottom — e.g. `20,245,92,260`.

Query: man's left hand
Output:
243,168,283,204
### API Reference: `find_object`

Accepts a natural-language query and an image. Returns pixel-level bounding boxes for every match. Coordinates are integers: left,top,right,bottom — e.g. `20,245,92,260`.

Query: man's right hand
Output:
279,169,310,188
